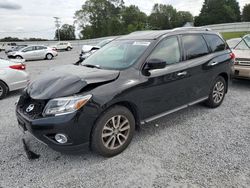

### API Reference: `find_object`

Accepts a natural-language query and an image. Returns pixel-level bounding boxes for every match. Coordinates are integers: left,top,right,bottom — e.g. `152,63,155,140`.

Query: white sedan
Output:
0,58,29,99
7,45,58,61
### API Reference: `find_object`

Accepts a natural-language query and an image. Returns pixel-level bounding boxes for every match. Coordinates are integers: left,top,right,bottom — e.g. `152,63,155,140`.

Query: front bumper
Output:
16,106,98,153
233,65,250,79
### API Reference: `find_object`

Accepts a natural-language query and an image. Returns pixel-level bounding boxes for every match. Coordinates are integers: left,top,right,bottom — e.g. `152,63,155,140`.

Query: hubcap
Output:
47,54,52,59
102,115,130,150
212,81,224,104
0,85,3,96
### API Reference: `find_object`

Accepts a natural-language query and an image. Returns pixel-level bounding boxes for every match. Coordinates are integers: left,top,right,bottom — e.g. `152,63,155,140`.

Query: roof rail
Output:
172,27,211,31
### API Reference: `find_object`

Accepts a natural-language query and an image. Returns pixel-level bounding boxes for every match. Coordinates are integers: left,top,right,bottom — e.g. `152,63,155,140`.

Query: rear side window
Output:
182,35,209,60
204,34,226,52
36,46,47,50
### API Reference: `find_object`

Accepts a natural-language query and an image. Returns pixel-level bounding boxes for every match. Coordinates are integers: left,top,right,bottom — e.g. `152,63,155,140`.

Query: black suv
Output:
16,28,234,157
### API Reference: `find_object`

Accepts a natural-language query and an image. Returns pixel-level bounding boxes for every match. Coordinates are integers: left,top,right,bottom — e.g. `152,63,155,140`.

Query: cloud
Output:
0,1,21,10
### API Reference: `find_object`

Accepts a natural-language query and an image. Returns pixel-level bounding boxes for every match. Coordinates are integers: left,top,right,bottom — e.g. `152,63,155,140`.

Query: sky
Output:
0,0,248,39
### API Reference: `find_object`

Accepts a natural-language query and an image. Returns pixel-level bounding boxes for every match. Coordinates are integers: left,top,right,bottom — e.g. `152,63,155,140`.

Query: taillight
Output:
9,64,26,70
230,52,235,60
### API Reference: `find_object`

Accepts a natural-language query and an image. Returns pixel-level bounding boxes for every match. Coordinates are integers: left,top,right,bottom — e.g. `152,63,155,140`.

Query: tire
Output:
66,47,71,51
0,81,8,99
91,106,135,157
205,76,226,108
46,53,53,60
15,55,23,59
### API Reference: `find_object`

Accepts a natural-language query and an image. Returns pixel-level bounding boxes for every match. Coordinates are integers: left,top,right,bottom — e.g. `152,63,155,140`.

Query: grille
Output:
17,94,47,119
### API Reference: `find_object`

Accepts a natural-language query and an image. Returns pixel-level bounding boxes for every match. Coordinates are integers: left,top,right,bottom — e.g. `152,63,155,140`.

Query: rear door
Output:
34,46,47,59
181,34,229,102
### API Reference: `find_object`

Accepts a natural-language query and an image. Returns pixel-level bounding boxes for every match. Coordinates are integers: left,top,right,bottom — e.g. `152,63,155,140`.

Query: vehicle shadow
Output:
2,89,23,100
231,78,250,88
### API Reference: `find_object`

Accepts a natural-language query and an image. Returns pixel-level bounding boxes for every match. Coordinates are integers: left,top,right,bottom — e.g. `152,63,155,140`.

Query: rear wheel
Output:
91,106,135,157
15,55,23,59
0,81,8,99
46,53,53,60
66,47,71,51
205,76,226,108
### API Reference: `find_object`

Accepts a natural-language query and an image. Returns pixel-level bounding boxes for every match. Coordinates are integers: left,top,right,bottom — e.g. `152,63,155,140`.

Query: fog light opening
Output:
55,134,68,144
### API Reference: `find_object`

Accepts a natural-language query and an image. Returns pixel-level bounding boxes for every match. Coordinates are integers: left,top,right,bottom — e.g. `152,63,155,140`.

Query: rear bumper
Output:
233,65,250,79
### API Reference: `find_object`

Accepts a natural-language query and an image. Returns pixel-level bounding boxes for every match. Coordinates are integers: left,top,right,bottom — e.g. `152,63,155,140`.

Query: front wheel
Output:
66,47,71,51
205,76,226,108
91,106,135,157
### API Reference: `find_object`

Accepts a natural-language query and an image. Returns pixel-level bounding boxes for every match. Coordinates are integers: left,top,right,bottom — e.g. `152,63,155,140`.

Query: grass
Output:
221,31,250,40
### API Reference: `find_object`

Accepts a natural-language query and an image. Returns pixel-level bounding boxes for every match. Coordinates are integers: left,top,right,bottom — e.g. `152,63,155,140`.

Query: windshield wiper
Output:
82,64,101,69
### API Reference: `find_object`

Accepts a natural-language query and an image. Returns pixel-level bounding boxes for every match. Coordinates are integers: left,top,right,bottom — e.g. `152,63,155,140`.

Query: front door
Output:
140,36,191,120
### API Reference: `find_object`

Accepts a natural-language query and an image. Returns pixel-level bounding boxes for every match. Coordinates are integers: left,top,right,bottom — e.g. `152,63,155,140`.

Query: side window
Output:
204,34,226,52
36,46,47,50
182,35,209,60
149,37,181,65
22,47,33,52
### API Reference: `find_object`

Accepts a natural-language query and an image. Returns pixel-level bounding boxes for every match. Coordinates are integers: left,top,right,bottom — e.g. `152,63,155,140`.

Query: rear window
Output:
204,34,226,52
182,35,209,60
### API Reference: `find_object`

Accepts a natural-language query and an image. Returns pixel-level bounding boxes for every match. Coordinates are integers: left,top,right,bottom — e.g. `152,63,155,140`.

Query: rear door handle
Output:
177,71,187,76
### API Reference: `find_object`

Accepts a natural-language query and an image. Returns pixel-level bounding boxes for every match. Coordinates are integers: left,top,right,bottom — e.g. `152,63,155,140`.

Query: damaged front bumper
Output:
16,108,96,153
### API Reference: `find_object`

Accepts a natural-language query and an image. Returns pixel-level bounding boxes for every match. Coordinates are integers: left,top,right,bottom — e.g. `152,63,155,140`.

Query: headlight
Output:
43,95,92,116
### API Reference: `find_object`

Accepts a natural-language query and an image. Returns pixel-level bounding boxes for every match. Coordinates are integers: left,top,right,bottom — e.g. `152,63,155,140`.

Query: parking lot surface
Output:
0,49,250,188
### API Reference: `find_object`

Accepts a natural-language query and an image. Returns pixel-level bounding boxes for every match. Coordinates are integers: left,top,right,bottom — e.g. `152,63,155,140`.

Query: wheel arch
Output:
89,100,141,143
218,72,229,93
0,79,9,91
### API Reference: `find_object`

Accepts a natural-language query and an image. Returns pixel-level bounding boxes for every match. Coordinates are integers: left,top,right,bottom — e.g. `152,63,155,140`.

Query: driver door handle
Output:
177,71,187,76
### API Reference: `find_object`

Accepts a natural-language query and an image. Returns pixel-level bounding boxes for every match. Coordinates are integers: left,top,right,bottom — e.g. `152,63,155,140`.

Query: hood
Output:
27,64,120,100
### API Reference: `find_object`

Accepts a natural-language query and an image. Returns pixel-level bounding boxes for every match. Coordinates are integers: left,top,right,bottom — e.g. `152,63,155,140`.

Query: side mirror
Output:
144,59,166,70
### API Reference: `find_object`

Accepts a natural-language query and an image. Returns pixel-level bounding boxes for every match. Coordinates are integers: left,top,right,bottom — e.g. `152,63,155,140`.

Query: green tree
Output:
55,24,76,40
148,4,177,29
75,0,124,39
148,4,193,29
121,5,147,33
195,0,241,26
176,11,194,27
242,4,250,21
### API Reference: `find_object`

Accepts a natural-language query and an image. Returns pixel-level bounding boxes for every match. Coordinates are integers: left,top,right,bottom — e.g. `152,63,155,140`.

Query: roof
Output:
119,27,212,40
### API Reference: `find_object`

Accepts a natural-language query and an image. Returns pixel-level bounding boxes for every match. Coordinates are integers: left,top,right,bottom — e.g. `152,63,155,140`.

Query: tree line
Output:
72,0,250,39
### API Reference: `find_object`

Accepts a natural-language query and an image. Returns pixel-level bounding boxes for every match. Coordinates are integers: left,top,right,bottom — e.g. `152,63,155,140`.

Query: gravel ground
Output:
0,49,250,188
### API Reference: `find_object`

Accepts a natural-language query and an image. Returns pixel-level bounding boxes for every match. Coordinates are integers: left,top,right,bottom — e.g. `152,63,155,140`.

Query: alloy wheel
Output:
102,115,130,150
212,81,225,104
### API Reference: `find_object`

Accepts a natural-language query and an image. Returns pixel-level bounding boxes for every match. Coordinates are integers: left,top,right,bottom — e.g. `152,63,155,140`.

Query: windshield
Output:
82,40,151,70
243,35,250,48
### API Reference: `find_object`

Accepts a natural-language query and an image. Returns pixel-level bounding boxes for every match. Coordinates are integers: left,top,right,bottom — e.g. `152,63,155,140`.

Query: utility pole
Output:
54,17,61,41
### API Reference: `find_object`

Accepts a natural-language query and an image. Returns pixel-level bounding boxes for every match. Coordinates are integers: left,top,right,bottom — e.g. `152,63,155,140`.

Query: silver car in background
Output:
227,34,250,79
7,45,58,61
0,58,29,99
